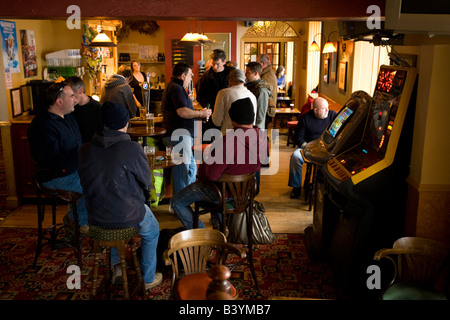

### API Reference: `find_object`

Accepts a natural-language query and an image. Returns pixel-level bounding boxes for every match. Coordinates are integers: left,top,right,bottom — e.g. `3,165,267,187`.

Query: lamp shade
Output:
322,41,337,53
309,40,321,52
89,31,117,47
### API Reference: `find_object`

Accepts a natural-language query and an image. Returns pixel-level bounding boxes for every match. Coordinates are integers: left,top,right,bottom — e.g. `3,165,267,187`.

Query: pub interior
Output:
0,0,449,302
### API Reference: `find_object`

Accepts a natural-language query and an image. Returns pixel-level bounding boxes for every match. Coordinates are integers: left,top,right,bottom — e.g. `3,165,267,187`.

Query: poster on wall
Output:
0,20,20,73
20,30,38,78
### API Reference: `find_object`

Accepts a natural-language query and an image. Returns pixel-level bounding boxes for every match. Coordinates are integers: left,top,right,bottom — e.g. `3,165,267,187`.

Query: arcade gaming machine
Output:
302,90,373,165
307,65,417,298
303,91,373,256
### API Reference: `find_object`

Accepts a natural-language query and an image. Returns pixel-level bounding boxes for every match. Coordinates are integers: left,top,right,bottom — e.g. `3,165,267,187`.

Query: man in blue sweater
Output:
289,97,337,198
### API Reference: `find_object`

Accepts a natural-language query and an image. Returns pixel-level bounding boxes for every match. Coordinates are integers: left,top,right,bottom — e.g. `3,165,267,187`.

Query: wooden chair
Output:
286,120,297,147
373,237,450,300
90,225,145,300
193,172,260,293
163,228,246,300
33,171,83,269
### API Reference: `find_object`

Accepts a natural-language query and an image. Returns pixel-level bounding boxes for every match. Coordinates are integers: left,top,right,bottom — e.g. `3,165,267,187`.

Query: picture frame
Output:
323,58,329,84
10,87,22,117
338,61,347,91
329,41,338,83
20,84,31,112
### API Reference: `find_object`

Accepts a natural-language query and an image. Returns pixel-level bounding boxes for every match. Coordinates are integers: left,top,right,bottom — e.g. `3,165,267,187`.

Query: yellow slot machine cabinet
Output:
311,65,417,298
302,90,373,256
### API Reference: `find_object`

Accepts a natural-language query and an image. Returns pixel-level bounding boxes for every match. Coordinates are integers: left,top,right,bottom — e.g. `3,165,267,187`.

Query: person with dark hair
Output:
78,101,162,290
65,76,102,143
245,62,272,130
170,97,268,229
27,81,89,234
276,65,286,90
129,60,148,107
196,49,235,135
100,65,139,118
162,62,212,195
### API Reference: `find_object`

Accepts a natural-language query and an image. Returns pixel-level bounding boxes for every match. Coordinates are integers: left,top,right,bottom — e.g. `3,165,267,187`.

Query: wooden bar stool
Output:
33,174,83,269
90,225,145,300
286,121,298,147
303,162,317,211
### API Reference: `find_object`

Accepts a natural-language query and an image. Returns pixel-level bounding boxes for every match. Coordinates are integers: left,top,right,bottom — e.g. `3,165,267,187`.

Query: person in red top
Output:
170,97,268,229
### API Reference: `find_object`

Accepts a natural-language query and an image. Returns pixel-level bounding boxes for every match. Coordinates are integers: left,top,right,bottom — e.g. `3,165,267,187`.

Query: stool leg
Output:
105,247,112,300
33,191,45,267
71,198,82,269
130,238,146,296
117,244,130,300
92,241,100,298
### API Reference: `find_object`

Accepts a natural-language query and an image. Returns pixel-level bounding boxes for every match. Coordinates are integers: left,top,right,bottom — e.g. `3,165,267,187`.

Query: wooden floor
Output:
0,128,313,234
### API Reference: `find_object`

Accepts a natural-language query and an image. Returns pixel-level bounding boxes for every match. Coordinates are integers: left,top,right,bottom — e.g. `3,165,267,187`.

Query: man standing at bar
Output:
212,68,257,135
78,101,162,289
257,54,277,127
245,62,272,130
65,76,102,143
101,65,140,118
162,62,211,195
196,49,235,135
27,81,89,233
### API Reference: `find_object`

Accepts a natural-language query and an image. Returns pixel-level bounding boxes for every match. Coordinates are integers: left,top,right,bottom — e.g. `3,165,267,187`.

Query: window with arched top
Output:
243,21,298,70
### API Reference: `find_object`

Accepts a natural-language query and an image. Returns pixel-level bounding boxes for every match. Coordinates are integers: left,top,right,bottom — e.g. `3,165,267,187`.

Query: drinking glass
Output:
146,113,154,131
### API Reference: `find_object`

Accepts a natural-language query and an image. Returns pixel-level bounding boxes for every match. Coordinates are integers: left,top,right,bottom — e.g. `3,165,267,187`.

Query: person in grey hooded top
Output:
78,101,162,289
100,65,138,118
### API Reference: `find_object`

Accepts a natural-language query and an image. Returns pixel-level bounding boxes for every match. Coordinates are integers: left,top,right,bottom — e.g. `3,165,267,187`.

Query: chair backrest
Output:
375,237,450,294
164,228,246,284
216,172,256,215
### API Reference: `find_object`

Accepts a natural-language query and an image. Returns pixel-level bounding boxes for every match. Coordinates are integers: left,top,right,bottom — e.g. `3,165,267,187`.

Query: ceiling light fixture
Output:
89,25,117,47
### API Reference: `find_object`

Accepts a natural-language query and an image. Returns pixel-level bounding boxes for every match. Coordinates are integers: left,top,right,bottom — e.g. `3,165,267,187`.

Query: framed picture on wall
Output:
338,61,347,91
329,41,338,83
323,58,329,84
10,87,22,117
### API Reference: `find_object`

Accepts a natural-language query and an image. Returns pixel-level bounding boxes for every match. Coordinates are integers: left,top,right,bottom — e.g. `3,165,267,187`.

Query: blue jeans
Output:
288,148,304,188
111,205,160,284
42,171,88,227
163,135,196,196
170,180,220,229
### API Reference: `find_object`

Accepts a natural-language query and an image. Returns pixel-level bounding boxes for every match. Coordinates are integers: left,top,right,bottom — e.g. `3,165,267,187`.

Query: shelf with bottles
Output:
119,52,165,63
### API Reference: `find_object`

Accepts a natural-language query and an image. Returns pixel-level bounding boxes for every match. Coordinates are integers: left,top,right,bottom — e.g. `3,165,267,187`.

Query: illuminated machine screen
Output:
328,107,354,138
331,67,411,179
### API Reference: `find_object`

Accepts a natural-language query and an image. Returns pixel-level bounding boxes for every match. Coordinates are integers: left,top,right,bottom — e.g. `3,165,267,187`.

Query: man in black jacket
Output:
196,49,235,136
78,101,162,289
28,81,89,233
288,97,337,198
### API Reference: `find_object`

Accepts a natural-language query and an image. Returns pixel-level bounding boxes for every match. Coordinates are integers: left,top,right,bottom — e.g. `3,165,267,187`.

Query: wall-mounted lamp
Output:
309,31,340,53
89,25,117,47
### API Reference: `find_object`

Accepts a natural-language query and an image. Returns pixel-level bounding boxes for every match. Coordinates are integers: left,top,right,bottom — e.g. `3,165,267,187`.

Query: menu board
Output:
171,39,194,67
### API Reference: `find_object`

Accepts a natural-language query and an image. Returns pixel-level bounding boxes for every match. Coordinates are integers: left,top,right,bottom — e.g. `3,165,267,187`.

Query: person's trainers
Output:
290,187,301,199
145,272,163,290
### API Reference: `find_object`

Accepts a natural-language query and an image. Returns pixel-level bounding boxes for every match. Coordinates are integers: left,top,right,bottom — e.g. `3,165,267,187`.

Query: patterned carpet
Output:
0,227,337,300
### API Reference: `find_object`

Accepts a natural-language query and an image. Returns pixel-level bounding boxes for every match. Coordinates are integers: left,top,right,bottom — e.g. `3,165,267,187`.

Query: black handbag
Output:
227,200,275,245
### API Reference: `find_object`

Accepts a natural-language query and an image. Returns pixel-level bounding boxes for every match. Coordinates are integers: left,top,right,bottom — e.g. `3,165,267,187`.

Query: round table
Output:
147,150,183,170
127,126,166,139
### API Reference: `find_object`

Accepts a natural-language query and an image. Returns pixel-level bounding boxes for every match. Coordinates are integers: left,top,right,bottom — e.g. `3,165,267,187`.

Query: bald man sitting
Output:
288,97,337,199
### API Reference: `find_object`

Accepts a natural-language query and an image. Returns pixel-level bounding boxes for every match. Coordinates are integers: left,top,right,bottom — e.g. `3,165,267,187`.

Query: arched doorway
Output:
241,21,299,92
